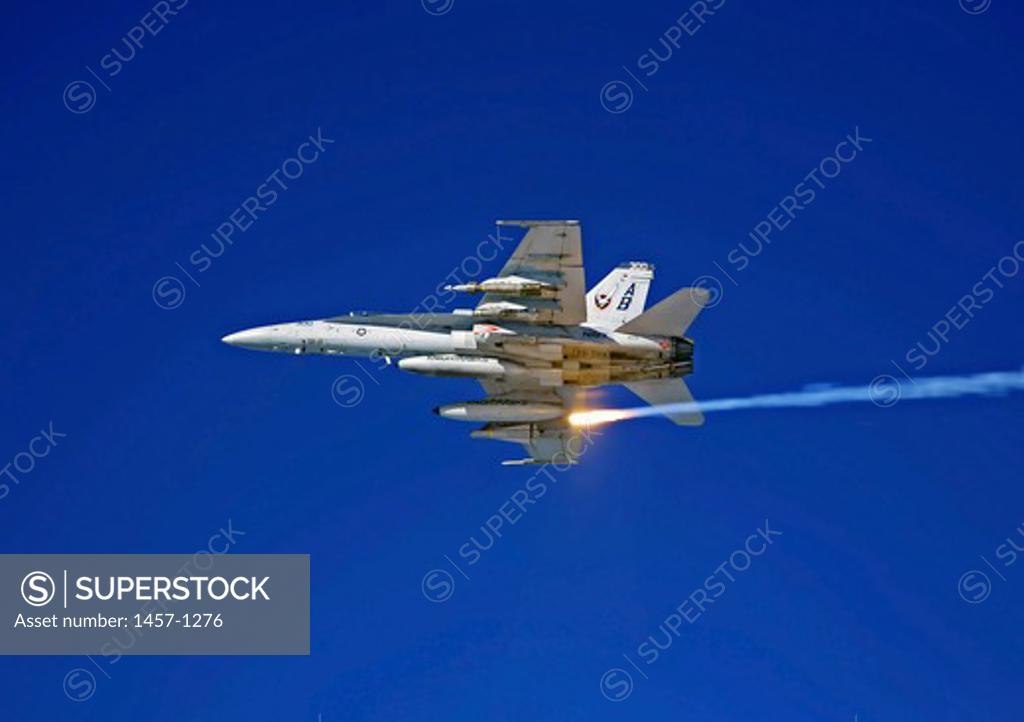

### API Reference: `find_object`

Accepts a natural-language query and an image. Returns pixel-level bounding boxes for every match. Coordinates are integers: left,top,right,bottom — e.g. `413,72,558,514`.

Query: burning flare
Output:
568,409,636,427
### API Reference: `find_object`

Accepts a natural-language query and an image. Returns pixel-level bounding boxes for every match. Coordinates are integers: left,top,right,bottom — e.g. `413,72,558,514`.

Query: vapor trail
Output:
568,369,1024,427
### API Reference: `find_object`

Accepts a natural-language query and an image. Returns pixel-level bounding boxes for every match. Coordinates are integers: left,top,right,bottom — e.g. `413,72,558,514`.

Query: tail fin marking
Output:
585,262,654,329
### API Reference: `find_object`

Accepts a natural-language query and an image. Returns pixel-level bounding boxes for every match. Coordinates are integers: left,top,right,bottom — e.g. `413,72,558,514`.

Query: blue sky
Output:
2,0,1023,719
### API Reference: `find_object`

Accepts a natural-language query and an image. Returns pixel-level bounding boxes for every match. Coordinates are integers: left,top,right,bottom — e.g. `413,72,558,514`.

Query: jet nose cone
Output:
221,328,271,349
221,330,248,347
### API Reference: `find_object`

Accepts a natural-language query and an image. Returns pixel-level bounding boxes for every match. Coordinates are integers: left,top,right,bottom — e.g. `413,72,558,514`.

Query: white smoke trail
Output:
569,369,1024,427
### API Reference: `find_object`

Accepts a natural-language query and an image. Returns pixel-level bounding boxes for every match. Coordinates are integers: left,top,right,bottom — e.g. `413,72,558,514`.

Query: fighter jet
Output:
222,220,709,464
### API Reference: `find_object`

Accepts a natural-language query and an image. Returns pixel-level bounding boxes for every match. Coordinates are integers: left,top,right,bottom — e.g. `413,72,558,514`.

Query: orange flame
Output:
568,409,635,427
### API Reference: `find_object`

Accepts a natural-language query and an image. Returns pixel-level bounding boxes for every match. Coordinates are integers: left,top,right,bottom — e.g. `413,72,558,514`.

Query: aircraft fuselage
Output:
221,312,694,386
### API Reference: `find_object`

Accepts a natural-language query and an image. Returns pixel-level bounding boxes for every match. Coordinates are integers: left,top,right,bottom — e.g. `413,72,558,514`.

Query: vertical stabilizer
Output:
585,262,654,329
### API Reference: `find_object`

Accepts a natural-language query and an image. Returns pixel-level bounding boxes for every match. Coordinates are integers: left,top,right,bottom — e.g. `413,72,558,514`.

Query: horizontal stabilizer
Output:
615,287,710,337
624,378,704,426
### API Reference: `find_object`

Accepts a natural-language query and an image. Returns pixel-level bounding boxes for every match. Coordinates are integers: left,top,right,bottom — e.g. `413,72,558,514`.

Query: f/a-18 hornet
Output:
222,221,709,464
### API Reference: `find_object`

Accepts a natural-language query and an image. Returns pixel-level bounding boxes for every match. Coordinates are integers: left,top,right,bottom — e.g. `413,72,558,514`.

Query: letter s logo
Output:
21,571,56,607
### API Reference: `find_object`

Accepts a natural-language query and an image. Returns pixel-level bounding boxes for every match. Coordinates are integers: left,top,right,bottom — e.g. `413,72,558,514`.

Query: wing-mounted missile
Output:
473,298,563,323
473,301,536,319
446,275,560,298
435,400,565,423
448,273,563,321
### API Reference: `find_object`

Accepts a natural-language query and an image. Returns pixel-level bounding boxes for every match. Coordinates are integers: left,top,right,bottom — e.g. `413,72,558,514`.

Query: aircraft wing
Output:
471,381,596,465
475,220,586,325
